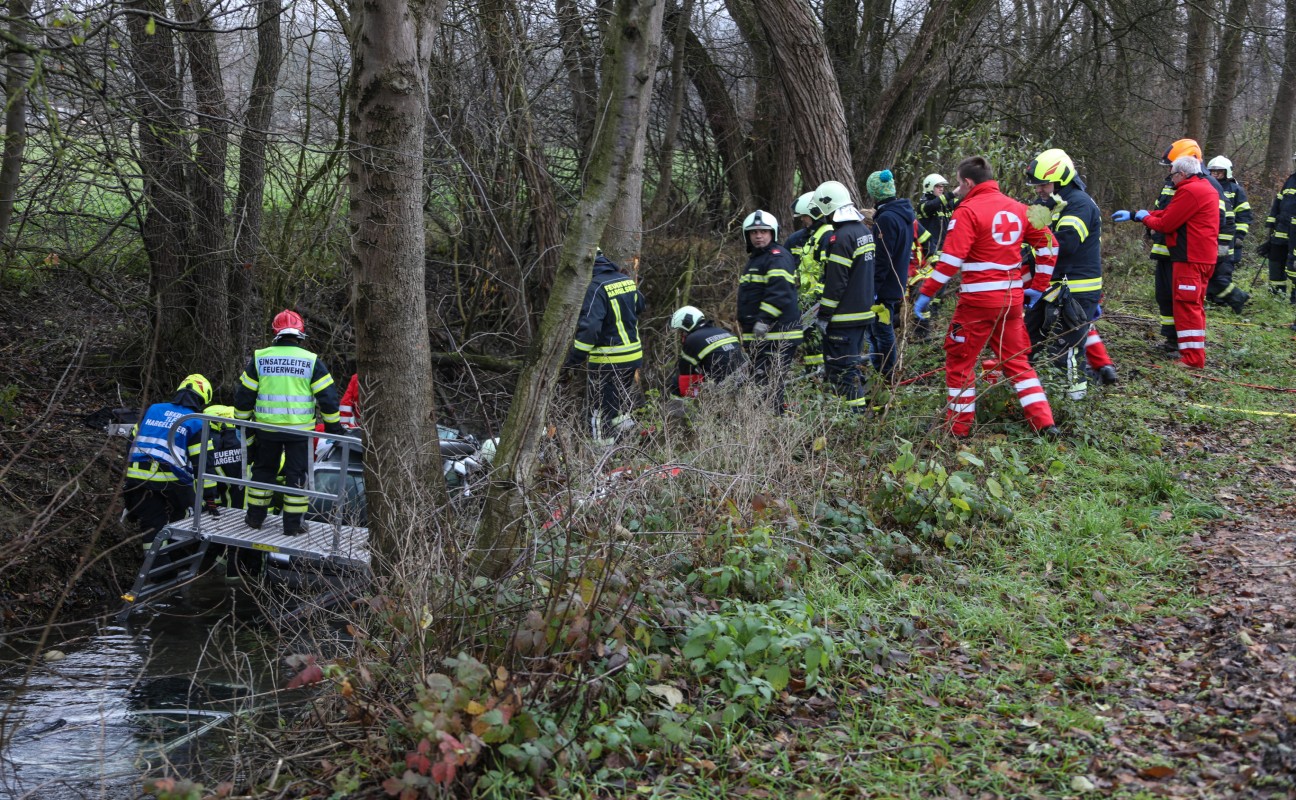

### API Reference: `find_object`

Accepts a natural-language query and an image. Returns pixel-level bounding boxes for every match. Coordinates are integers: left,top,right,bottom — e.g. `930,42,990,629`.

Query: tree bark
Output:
556,0,600,166
175,0,233,386
1183,1,1212,142
126,0,194,388
348,0,448,563
751,0,856,196
475,0,666,579
666,10,751,211
0,0,30,251
600,1,666,269
1265,0,1296,181
1205,0,1248,155
647,0,695,223
232,0,283,359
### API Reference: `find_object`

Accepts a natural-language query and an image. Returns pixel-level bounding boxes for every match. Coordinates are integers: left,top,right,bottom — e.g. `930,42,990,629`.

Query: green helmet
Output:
922,173,948,194
809,181,852,218
1025,148,1076,186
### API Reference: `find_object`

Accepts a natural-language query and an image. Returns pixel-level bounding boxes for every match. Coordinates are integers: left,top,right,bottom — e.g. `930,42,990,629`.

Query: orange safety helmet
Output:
1160,138,1203,166
272,309,305,338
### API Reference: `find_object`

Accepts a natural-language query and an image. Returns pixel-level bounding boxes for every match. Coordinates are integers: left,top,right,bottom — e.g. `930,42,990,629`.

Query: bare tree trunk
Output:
556,0,600,166
348,0,448,562
752,0,856,195
647,0,695,223
127,0,194,388
476,0,666,579
232,0,283,359
601,1,666,268
1184,1,1211,141
0,0,30,250
1205,0,1249,155
479,0,562,298
853,0,995,177
664,8,752,211
176,0,233,386
1265,0,1296,181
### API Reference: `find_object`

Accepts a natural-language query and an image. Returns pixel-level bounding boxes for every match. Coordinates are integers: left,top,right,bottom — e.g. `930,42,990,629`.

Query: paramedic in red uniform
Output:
913,156,1061,438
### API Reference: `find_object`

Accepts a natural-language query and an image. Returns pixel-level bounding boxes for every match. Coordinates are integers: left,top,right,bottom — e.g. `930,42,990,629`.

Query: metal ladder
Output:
118,414,365,618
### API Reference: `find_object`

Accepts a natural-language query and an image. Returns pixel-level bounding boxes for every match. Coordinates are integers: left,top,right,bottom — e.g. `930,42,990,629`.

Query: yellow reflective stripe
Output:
1220,233,1234,241
1151,244,1170,255
321,411,340,424
609,299,632,352
853,243,876,257
820,297,840,308
695,336,738,360
1235,223,1250,233
831,311,876,323
127,463,179,482
592,341,641,354
310,373,335,393
740,274,769,283
759,302,782,317
827,253,853,266
763,330,802,341
804,353,824,365
572,340,595,352
917,229,932,243
1235,202,1251,212
767,270,795,282
1056,215,1089,241
239,373,258,391
1276,231,1290,240
589,350,642,364
681,353,699,365
1065,277,1103,292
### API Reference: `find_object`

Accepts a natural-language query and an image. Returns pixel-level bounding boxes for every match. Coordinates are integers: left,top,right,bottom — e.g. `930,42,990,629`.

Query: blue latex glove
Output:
1134,209,1149,222
913,294,932,320
1111,210,1131,222
1092,304,1103,321
1023,288,1043,308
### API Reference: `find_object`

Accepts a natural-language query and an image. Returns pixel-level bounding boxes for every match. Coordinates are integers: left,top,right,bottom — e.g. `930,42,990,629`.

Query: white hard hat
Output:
742,209,779,239
922,173,948,194
669,305,706,332
808,181,853,218
1206,155,1233,179
792,192,816,218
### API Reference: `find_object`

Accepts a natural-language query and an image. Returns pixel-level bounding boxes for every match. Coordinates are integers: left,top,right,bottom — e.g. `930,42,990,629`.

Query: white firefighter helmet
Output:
922,173,948,194
742,209,779,239
792,192,816,218
1207,155,1233,179
808,181,853,218
669,305,706,332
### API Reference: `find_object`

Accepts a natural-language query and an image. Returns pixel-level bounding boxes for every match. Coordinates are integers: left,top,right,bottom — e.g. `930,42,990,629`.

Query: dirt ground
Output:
1093,475,1296,797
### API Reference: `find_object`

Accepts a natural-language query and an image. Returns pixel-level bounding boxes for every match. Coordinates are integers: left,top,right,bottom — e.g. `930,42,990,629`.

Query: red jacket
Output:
1140,174,1221,264
339,374,360,428
919,181,1057,308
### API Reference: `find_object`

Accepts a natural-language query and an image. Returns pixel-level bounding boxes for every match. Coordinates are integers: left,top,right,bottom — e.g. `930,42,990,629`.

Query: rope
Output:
1187,402,1296,419
1186,372,1296,393
897,367,945,386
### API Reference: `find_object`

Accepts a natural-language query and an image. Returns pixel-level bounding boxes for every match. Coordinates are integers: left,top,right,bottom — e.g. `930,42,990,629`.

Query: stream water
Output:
0,579,291,799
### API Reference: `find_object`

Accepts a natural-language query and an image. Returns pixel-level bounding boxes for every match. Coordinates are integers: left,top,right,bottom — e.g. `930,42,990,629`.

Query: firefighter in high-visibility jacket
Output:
1259,164,1296,315
1023,149,1117,398
566,252,646,445
738,210,801,414
1205,156,1251,313
913,156,1060,438
785,192,832,370
234,309,343,536
809,180,876,410
1145,139,1233,351
668,305,747,397
202,404,245,509
123,374,217,543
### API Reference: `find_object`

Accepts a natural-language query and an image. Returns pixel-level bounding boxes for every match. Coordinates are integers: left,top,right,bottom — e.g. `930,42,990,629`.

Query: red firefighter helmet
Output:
272,309,305,338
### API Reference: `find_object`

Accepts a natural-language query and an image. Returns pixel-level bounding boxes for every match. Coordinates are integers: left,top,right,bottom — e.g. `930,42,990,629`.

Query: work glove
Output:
913,294,932,320
1092,304,1103,321
1023,288,1043,309
1257,239,1273,258
323,420,346,436
1110,210,1131,223
1134,209,1149,222
870,303,892,325
203,498,220,516
752,320,771,340
1218,244,1231,259
814,318,829,336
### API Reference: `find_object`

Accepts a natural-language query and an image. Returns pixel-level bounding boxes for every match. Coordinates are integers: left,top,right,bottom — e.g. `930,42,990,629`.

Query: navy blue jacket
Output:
1050,180,1103,285
871,197,916,302
737,241,801,341
570,255,645,367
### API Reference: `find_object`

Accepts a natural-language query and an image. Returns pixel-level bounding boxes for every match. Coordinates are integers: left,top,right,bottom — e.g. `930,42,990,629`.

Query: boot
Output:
244,507,266,530
281,513,308,537
1096,365,1118,385
1226,289,1250,315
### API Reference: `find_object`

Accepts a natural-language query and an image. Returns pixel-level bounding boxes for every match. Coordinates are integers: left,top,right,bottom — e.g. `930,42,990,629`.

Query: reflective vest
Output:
127,402,207,483
245,345,326,429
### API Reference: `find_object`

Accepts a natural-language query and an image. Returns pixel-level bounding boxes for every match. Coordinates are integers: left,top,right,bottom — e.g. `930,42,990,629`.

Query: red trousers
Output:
943,302,1056,436
1172,262,1210,369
